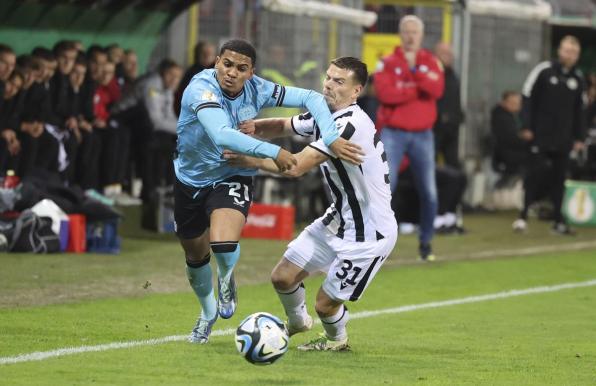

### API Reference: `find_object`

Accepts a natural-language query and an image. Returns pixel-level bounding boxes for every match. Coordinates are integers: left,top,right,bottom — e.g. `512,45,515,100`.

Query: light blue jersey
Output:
175,69,340,187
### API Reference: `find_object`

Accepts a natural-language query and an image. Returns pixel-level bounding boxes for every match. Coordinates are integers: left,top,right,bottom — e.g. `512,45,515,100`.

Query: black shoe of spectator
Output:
436,225,466,235
435,225,451,235
551,222,576,236
453,225,466,235
418,243,435,261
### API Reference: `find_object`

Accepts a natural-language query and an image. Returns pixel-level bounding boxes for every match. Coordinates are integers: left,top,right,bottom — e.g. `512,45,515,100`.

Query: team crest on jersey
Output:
550,76,558,85
418,64,429,73
238,106,257,122
567,78,578,90
394,67,402,75
202,90,218,102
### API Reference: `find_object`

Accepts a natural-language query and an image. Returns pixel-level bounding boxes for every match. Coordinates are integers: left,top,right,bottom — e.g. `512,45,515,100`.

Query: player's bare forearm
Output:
226,153,283,174
225,146,324,178
254,118,292,139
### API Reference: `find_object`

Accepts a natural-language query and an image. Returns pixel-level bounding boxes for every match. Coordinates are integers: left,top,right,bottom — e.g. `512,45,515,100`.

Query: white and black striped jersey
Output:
291,104,397,242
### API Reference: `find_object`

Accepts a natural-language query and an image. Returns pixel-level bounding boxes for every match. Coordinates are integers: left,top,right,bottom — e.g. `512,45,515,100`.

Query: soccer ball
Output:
235,312,289,365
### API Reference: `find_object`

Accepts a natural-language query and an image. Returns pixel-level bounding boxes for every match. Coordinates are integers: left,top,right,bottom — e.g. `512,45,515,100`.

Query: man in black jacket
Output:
491,91,532,176
433,42,463,168
0,71,24,172
174,41,215,116
0,44,17,115
16,55,60,177
513,35,587,234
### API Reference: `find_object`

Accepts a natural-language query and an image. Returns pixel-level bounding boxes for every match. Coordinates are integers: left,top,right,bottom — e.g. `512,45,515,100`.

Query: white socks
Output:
321,305,349,341
276,282,308,327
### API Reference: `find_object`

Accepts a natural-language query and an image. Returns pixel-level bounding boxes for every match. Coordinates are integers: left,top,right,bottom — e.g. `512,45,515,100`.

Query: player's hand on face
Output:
79,119,93,132
274,148,297,172
239,120,255,136
8,139,21,156
2,130,20,155
329,137,364,165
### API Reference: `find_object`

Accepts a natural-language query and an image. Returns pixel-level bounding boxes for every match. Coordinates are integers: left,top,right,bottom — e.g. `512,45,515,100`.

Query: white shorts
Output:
284,221,397,302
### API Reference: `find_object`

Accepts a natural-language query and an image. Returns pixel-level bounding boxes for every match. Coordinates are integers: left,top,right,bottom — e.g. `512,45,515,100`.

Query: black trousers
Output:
140,131,176,202
393,166,466,223
16,130,60,178
434,123,460,168
520,151,570,223
75,130,101,190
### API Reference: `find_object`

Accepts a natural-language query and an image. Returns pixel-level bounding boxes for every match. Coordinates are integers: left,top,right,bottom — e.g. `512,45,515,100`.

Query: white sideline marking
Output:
1,279,595,366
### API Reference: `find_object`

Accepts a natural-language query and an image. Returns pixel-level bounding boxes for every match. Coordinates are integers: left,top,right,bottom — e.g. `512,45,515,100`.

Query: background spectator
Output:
174,41,215,116
491,90,532,179
513,35,587,235
0,71,24,172
433,42,463,169
120,49,138,94
374,15,444,261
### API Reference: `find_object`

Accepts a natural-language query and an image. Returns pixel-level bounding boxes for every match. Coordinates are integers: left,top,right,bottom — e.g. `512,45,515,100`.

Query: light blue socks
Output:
211,241,240,282
186,255,217,320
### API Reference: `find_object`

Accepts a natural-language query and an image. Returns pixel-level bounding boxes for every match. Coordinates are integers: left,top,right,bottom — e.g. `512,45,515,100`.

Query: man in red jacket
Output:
374,15,444,261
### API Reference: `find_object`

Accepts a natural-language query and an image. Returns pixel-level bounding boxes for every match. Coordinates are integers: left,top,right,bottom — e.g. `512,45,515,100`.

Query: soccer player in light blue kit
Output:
175,39,363,343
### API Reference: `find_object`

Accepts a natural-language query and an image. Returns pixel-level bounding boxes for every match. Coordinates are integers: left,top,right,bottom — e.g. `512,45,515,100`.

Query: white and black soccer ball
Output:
235,312,289,365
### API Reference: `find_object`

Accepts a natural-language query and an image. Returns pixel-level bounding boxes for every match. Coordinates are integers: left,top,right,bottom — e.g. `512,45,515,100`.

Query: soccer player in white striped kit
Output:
226,57,398,351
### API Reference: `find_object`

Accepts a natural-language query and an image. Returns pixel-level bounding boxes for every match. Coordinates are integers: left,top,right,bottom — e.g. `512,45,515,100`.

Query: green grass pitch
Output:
1,212,595,385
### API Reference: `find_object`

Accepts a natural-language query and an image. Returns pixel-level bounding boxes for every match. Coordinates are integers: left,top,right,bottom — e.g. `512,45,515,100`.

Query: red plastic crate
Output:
241,203,295,240
67,214,86,253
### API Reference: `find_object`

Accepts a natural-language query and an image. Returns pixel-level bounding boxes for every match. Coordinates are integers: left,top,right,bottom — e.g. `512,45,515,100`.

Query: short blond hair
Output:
399,15,424,33
560,35,580,48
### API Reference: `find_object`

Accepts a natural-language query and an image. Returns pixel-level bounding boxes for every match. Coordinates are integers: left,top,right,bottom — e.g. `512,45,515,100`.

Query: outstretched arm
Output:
252,117,292,139
276,87,364,164
197,106,297,171
225,146,327,178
